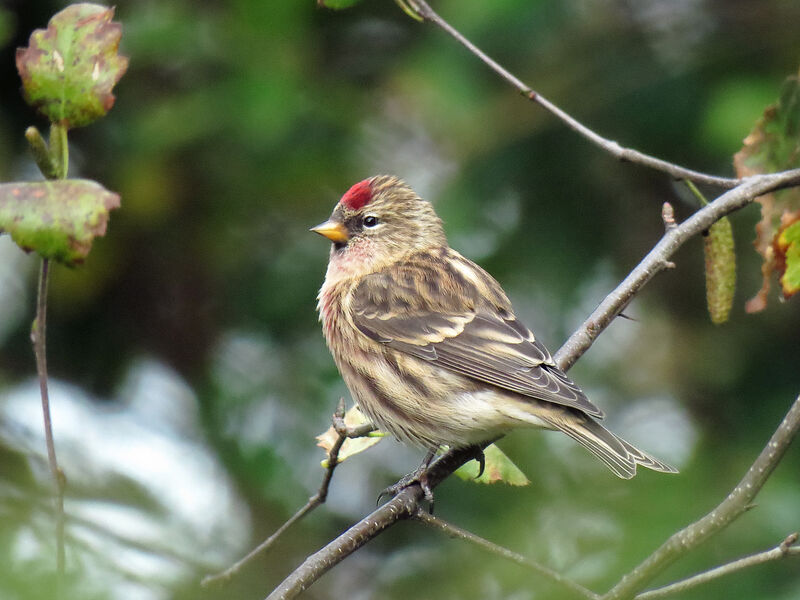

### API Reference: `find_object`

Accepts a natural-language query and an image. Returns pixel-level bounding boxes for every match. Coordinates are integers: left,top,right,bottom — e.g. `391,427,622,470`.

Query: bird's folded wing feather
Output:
351,259,604,419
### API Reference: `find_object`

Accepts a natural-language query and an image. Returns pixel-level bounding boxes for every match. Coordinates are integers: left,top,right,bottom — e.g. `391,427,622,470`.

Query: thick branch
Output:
265,445,483,600
404,0,738,188
604,393,800,600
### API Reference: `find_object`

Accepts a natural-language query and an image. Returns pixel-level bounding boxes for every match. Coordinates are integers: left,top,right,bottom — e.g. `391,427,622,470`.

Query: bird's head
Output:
312,175,446,274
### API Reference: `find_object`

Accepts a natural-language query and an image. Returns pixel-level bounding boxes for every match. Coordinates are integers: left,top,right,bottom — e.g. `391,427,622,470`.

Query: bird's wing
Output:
350,255,604,419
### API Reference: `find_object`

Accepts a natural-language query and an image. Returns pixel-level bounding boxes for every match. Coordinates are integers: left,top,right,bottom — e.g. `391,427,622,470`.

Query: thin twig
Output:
202,401,375,587
414,509,600,600
603,393,800,600
202,497,321,588
403,0,739,188
31,258,65,579
634,533,800,600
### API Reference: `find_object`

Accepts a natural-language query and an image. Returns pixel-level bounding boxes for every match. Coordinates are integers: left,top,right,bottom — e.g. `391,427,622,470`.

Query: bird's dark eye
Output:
363,215,379,228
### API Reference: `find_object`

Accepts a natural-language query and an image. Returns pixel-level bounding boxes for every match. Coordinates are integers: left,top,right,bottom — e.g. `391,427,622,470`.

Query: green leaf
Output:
0,179,120,265
455,444,530,486
316,405,384,467
733,67,800,312
15,3,129,128
317,0,364,9
776,217,800,298
703,216,736,324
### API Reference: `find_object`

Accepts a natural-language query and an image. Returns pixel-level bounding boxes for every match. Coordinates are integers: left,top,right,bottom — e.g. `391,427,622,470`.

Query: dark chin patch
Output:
333,241,347,252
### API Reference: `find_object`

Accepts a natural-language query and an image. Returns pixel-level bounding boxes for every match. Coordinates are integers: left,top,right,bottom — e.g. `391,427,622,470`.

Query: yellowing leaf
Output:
0,179,120,265
455,444,530,486
734,67,800,312
775,215,800,298
316,405,384,467
16,3,128,128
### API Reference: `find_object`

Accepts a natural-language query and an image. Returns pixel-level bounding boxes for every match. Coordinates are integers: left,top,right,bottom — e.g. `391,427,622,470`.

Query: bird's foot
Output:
377,450,436,512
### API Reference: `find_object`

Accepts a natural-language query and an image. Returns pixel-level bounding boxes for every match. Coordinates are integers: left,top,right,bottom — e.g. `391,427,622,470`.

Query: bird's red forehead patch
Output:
340,179,372,211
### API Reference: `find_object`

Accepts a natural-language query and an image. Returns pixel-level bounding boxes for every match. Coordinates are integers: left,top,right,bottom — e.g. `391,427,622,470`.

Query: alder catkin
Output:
704,216,736,324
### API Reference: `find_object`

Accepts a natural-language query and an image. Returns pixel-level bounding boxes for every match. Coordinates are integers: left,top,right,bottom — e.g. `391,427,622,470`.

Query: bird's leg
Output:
377,448,437,511
418,448,436,508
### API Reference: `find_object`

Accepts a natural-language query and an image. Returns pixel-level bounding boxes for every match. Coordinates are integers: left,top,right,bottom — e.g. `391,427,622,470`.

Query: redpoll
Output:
313,175,676,479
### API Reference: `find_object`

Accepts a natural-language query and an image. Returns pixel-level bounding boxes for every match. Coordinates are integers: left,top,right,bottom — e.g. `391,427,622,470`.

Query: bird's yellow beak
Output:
310,219,349,244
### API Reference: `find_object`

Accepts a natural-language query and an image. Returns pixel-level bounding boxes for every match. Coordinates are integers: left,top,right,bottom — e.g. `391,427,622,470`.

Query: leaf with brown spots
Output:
16,3,128,128
0,179,120,265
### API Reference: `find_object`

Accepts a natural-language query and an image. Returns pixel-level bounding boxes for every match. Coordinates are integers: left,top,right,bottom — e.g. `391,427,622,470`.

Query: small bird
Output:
312,175,676,483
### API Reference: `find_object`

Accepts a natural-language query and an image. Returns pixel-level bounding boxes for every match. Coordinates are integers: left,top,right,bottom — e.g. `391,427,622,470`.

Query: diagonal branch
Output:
402,0,739,188
264,445,485,600
634,533,800,600
555,169,800,370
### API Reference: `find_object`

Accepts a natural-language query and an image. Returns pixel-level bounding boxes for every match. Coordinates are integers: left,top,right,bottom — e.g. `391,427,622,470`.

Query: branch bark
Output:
403,0,739,188
634,533,799,600
265,445,484,600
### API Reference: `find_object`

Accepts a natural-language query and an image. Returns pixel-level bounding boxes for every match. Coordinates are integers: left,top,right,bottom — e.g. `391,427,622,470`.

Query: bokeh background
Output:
1,1,799,599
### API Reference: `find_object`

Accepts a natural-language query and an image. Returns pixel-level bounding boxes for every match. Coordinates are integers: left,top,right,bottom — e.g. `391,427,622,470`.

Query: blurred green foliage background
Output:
0,1,799,599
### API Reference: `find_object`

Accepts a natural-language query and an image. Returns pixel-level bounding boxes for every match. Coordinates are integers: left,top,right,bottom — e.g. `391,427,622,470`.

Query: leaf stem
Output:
684,180,709,206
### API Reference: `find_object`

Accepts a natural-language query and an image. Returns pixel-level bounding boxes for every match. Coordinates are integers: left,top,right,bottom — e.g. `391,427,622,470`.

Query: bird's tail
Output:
540,412,678,479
